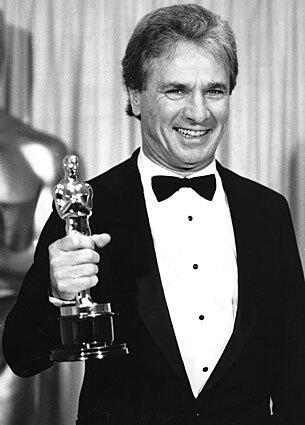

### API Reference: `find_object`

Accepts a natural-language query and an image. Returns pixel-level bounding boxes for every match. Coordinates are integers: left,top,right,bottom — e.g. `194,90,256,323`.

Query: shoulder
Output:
217,162,290,216
88,149,140,192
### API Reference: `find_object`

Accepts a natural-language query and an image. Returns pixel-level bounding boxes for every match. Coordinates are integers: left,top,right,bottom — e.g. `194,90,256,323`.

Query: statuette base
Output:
50,343,129,362
50,302,128,362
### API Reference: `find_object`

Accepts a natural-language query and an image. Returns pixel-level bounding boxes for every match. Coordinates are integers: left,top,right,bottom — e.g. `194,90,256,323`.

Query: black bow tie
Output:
151,174,216,202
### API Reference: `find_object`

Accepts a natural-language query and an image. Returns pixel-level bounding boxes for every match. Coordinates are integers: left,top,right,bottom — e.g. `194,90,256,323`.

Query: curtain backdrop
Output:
0,1,304,424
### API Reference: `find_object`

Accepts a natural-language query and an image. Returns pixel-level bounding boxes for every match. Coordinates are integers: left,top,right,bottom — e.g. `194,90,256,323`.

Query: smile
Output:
175,127,210,138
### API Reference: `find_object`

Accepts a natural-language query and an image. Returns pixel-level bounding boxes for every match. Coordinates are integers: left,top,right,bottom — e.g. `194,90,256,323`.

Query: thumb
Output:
92,233,111,248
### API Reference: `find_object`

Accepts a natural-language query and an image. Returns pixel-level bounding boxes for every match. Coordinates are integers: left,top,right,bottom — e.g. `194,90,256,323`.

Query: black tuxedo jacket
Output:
3,150,305,425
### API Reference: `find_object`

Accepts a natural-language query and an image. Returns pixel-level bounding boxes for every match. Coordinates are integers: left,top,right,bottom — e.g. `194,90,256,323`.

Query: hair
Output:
122,3,238,119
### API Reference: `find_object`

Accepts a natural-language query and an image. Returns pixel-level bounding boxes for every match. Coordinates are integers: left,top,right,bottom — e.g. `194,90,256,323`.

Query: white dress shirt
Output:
137,149,238,397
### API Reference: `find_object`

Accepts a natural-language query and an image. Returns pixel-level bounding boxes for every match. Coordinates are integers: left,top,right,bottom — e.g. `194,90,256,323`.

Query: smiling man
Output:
3,4,305,425
130,42,230,173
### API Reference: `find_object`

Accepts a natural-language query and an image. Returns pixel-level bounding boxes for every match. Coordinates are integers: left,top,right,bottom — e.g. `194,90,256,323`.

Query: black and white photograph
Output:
0,1,305,424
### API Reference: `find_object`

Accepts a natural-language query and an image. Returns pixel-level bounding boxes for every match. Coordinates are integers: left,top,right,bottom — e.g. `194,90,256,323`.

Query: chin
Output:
178,151,211,167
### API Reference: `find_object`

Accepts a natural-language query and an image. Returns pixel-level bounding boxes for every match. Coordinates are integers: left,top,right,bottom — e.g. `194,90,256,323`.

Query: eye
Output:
205,89,227,99
165,89,188,100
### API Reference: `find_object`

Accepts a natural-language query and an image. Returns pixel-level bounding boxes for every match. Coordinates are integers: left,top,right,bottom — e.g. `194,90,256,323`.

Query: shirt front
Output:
138,150,238,397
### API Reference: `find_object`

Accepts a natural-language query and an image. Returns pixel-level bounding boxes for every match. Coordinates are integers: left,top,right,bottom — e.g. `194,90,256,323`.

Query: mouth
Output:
174,127,211,138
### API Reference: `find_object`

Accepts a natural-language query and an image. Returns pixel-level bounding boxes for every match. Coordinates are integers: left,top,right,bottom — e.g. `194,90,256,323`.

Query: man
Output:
3,4,305,425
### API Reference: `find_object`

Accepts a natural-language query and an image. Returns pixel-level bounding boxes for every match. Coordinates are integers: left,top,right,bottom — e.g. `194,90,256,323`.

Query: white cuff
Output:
48,296,75,307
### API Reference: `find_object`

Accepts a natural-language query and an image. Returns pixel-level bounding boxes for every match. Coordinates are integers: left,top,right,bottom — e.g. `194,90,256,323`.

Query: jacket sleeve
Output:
2,207,66,377
271,198,305,424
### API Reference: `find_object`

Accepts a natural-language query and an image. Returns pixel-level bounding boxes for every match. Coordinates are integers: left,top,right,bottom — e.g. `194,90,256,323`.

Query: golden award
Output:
50,155,128,361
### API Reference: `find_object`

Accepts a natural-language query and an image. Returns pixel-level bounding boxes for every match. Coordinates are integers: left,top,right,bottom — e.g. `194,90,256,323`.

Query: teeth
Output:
176,128,208,138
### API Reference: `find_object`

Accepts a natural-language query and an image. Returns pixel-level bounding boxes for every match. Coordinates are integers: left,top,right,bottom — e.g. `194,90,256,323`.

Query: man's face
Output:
130,42,231,174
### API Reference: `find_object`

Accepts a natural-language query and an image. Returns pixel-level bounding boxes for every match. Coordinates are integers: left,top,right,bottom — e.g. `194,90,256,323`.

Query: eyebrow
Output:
157,82,187,92
158,81,229,92
207,82,229,91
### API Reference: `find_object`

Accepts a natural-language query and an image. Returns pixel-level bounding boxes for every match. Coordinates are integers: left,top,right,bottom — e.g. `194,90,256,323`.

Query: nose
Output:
184,92,210,123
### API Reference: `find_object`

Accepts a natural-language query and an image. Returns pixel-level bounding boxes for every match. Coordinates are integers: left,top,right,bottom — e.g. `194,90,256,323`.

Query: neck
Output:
141,148,215,177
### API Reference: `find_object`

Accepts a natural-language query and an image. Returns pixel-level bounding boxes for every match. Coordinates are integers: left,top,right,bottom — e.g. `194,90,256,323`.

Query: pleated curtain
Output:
0,1,304,424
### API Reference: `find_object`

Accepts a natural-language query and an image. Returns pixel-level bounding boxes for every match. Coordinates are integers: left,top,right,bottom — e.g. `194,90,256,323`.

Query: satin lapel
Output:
109,151,189,387
201,163,263,394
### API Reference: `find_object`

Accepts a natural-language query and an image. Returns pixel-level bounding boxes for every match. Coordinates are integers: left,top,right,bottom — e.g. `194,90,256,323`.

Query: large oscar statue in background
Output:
0,7,68,424
0,110,67,424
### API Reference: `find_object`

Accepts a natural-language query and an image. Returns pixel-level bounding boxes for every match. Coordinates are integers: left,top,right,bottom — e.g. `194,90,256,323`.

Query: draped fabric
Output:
0,0,304,424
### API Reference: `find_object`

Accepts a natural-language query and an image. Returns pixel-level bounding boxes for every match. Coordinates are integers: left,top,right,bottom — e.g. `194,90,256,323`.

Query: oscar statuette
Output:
50,155,128,361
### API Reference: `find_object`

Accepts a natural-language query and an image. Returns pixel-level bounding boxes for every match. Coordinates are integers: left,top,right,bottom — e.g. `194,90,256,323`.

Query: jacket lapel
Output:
105,150,190,388
201,162,264,394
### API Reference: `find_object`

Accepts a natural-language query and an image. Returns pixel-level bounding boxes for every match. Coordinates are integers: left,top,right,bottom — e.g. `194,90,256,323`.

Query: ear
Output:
128,89,142,117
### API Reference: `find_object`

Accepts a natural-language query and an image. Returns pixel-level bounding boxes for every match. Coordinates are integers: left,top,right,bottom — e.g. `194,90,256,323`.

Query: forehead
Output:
146,42,229,88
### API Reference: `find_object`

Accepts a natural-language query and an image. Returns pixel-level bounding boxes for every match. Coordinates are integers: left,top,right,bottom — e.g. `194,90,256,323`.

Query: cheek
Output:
155,97,181,122
220,100,230,121
142,99,164,127
213,104,230,129
145,108,171,137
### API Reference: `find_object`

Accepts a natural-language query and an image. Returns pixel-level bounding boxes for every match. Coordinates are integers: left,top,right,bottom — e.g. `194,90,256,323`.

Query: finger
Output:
74,248,100,265
54,263,99,280
54,275,98,299
51,232,95,252
50,247,100,271
92,233,111,248
57,248,100,265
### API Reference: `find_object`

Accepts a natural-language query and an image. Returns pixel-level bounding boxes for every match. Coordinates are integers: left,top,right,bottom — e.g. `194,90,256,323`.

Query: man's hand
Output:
49,232,111,301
